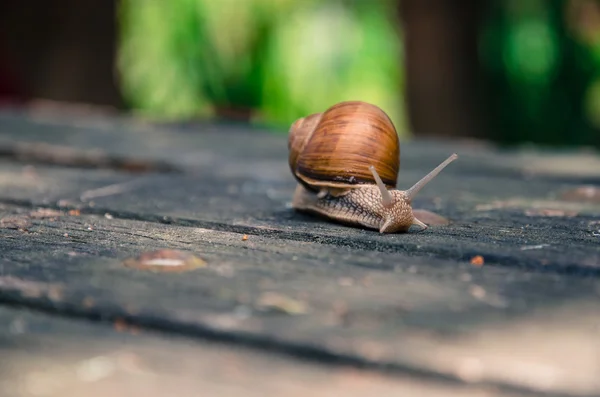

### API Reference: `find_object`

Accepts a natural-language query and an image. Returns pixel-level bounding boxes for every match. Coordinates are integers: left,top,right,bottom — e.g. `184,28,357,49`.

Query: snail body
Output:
288,101,457,233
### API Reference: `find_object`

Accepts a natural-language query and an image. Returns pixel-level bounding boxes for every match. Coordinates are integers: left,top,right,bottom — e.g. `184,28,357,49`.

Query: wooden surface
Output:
0,107,599,397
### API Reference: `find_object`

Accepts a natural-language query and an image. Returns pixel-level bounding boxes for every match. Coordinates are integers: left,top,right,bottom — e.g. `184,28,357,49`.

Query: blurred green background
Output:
1,0,600,148
481,0,600,147
116,0,408,134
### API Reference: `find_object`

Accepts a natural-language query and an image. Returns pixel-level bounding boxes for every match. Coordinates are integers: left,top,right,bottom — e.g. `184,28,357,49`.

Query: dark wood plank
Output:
1,109,600,184
0,158,598,277
0,205,599,396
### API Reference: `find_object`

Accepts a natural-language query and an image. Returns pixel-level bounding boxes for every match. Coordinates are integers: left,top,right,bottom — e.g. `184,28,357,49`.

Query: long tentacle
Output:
405,154,458,202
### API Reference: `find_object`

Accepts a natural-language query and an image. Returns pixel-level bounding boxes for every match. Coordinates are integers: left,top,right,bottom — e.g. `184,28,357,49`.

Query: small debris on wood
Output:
75,355,118,383
560,185,600,203
589,221,600,237
57,199,76,207
338,277,354,287
469,285,486,299
470,255,484,267
0,215,32,231
29,208,63,219
123,249,206,273
114,317,141,335
520,244,550,251
460,273,473,282
456,357,484,383
80,180,146,201
242,234,248,241
256,292,308,315
469,285,508,308
475,201,511,211
0,276,63,300
524,209,578,217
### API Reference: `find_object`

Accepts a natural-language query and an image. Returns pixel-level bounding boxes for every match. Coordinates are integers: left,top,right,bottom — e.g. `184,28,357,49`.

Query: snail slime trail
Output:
288,100,458,233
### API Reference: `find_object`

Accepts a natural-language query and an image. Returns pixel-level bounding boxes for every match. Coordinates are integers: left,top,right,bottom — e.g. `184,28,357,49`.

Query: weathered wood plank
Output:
1,110,599,396
1,109,600,184
3,307,529,397
0,161,598,276
0,205,598,396
1,109,599,273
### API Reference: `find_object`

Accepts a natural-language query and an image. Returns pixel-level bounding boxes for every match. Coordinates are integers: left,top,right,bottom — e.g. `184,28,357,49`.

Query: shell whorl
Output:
288,101,400,192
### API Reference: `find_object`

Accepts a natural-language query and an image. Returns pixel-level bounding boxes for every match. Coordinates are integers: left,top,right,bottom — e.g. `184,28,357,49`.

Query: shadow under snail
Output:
288,100,458,233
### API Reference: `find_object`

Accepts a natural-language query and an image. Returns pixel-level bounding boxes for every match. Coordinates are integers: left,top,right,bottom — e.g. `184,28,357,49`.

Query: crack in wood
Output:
1,197,598,278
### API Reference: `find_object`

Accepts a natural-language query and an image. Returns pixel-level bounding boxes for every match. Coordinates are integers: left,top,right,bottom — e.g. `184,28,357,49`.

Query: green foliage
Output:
480,0,600,147
116,0,407,135
259,1,406,131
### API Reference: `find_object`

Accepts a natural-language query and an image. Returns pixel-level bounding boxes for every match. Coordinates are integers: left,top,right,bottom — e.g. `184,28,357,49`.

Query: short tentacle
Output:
412,218,428,232
369,165,393,207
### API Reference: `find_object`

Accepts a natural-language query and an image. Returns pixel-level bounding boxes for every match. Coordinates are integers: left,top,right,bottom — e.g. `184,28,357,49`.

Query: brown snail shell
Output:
287,100,458,233
288,101,400,193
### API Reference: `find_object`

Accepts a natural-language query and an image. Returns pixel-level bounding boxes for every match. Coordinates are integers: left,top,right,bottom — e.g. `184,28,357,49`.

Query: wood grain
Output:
0,110,599,396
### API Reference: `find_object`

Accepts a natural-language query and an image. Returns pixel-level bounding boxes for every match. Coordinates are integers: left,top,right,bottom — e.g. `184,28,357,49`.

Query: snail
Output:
288,100,457,233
